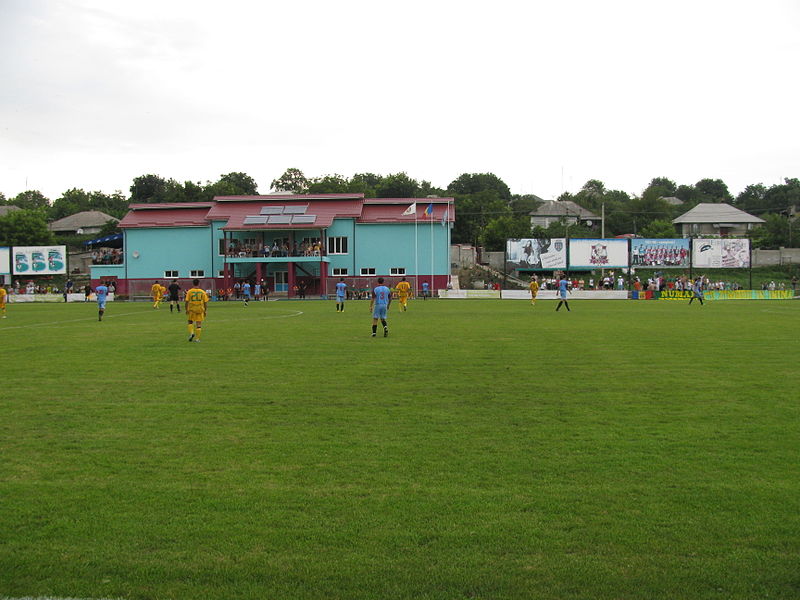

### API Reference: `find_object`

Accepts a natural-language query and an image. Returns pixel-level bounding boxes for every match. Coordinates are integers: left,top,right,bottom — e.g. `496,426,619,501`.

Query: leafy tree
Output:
130,174,171,203
447,173,511,201
375,172,420,198
12,190,50,211
639,219,677,238
531,218,599,240
99,219,121,237
207,172,259,197
645,177,677,197
50,189,129,220
0,209,55,246
480,214,531,251
761,178,800,215
509,194,543,217
694,178,732,203
748,213,793,249
419,180,446,198
271,168,308,194
735,183,767,214
0,192,6,204
451,190,509,246
307,174,350,194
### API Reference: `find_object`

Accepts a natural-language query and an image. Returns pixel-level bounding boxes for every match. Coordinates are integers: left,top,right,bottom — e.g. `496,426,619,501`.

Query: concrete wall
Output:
752,248,800,266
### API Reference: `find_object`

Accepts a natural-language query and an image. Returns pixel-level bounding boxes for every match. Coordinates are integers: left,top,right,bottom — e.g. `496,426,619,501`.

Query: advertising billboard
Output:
12,245,68,275
630,238,690,268
692,238,750,268
568,239,629,269
0,247,10,275
506,238,567,271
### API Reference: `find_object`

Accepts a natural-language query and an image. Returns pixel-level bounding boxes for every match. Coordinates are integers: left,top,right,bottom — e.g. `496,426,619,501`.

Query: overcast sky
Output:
1,0,798,201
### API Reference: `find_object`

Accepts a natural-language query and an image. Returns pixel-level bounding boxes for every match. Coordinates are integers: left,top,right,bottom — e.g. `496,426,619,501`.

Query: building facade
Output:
91,194,454,298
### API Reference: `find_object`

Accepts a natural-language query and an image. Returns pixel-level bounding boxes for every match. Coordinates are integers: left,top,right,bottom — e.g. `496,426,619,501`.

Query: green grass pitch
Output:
1,297,798,600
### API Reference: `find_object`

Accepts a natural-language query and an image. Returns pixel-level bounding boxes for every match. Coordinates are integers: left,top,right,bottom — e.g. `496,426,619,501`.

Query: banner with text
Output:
506,238,567,271
0,247,9,275
568,239,629,269
630,238,690,268
692,239,750,268
12,245,68,275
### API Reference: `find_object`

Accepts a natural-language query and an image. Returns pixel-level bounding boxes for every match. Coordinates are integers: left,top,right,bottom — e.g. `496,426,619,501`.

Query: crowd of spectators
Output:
226,239,324,258
91,248,123,264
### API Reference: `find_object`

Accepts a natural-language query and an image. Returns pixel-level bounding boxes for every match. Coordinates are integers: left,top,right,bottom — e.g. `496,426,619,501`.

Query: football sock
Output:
188,323,195,335
195,327,202,340
372,324,377,335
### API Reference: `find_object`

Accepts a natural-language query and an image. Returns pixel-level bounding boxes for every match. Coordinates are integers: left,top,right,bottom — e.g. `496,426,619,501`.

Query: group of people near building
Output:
226,239,324,258
91,248,122,264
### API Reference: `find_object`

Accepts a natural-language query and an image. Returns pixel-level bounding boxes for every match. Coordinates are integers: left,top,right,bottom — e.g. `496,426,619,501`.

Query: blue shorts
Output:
559,291,567,300
97,299,107,309
373,305,388,319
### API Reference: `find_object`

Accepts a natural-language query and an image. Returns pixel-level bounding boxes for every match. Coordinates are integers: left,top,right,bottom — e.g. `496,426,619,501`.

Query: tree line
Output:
1,169,797,249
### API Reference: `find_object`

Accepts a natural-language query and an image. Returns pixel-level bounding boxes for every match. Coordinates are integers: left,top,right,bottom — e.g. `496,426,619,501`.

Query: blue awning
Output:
83,233,123,246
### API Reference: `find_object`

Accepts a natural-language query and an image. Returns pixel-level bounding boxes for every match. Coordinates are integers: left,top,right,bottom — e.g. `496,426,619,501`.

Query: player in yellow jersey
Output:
185,279,209,342
0,285,7,318
395,277,412,312
151,280,164,308
529,276,539,306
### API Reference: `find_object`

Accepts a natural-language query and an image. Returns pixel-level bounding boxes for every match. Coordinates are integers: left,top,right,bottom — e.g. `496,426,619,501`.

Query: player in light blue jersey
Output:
555,275,571,312
421,281,430,300
242,281,251,307
335,278,347,312
370,277,391,337
689,277,704,305
96,282,109,321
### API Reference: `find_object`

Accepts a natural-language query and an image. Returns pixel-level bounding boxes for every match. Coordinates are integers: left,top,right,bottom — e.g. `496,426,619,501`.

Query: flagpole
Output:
415,208,418,295
430,206,434,293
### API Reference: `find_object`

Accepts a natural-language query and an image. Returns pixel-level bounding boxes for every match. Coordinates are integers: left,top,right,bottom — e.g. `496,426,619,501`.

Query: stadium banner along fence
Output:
505,238,567,271
631,238,690,268
12,245,67,275
568,238,629,269
692,238,750,268
0,246,10,275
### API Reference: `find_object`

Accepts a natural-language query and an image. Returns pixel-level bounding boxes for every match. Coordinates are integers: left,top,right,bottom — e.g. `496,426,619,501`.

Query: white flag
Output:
401,202,416,216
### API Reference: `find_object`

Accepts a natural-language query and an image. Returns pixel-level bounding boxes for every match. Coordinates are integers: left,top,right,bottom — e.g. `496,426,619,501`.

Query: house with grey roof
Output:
672,203,764,237
48,210,119,235
0,205,22,217
530,200,600,229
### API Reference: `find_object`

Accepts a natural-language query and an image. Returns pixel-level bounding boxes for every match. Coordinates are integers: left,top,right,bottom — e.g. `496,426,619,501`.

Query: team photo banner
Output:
692,239,750,268
0,247,10,275
506,238,567,270
568,239,629,268
12,245,67,275
631,238,690,268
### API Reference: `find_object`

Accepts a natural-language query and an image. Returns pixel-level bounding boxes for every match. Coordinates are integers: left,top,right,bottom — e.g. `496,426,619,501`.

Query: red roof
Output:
116,196,452,230
214,193,364,202
359,199,455,224
118,206,213,228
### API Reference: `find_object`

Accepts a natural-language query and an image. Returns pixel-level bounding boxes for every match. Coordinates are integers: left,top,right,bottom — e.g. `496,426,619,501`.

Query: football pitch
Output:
1,298,798,600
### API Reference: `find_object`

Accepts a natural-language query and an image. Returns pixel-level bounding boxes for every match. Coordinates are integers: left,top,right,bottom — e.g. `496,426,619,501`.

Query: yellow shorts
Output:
187,309,205,323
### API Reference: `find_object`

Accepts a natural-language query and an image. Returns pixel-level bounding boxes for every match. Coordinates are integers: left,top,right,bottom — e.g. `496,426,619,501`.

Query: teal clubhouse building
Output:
91,194,454,298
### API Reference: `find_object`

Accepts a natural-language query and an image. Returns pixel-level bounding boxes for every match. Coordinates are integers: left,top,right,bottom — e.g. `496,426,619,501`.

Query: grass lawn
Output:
1,297,798,600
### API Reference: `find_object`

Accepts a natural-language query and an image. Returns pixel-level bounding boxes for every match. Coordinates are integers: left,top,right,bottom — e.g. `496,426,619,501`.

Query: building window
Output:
332,267,349,276
390,267,406,276
328,236,348,255
218,270,225,277
164,270,179,278
191,270,205,278
360,267,376,276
